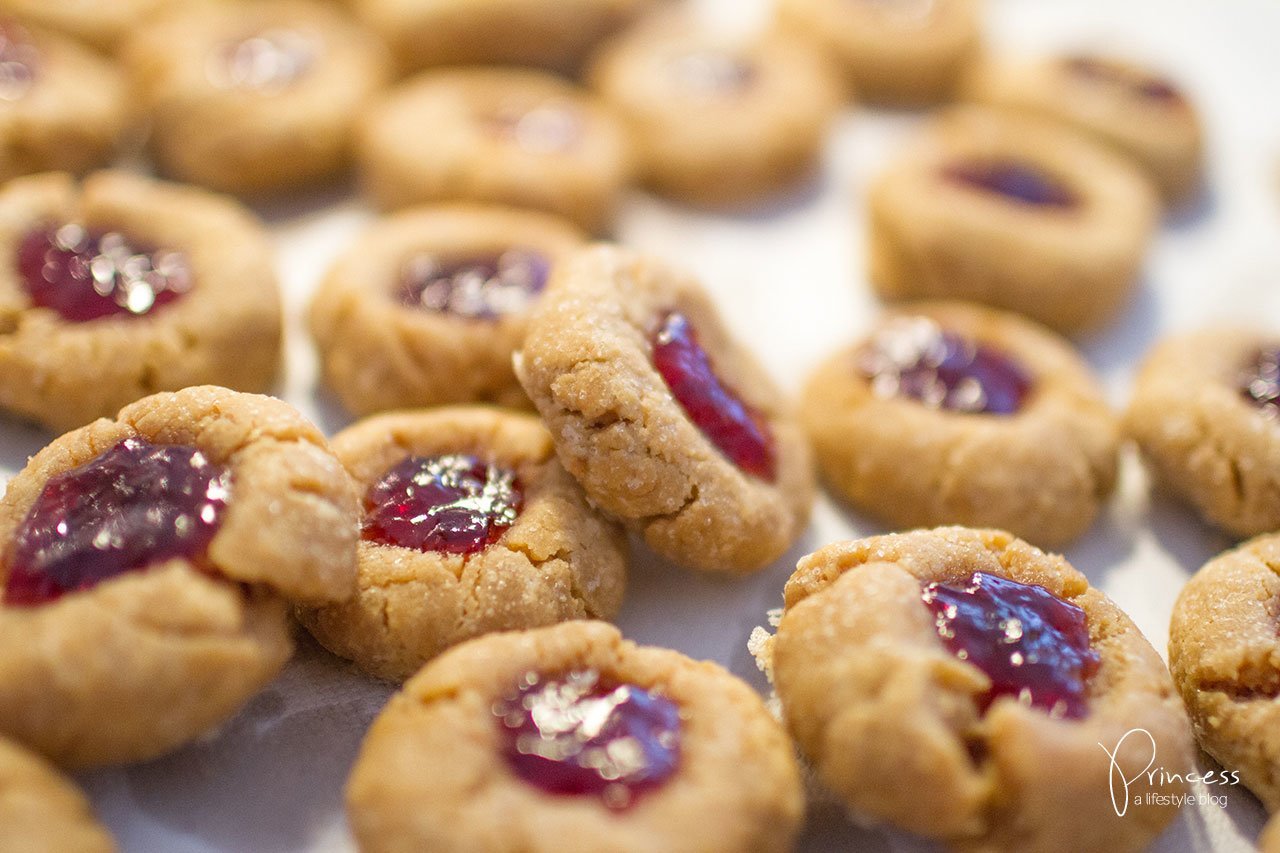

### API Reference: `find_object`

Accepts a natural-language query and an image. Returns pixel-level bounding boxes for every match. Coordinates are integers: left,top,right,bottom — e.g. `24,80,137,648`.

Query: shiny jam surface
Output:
17,223,193,322
397,250,550,319
478,103,584,155
1239,346,1280,415
922,571,1100,718
858,317,1033,415
943,160,1078,209
0,21,37,102
1063,55,1182,103
651,310,777,481
667,50,757,95
494,669,682,810
3,438,231,606
209,28,316,93
361,454,522,555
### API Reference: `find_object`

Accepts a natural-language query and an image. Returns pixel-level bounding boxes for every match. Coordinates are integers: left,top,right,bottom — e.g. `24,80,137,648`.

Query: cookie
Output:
309,205,586,416
515,245,815,574
1124,328,1280,538
1264,813,1280,853
963,53,1204,207
297,407,628,682
0,0,178,52
0,170,282,432
1168,534,1280,813
777,0,981,105
801,301,1118,548
357,68,632,233
122,0,390,196
763,527,1193,853
868,107,1160,334
0,21,129,183
0,386,359,767
347,620,804,852
587,14,843,208
0,738,113,853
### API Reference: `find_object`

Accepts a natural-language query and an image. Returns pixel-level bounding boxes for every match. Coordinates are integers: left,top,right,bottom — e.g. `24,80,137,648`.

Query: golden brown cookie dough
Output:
963,53,1204,207
587,14,843,208
309,205,585,416
1263,812,1280,853
0,22,129,183
122,0,390,196
764,527,1193,853
358,68,632,233
0,386,359,767
0,0,179,52
868,107,1160,334
1125,328,1280,538
515,245,815,574
777,0,981,105
0,170,282,432
297,407,627,682
347,620,804,853
801,301,1118,549
0,738,114,853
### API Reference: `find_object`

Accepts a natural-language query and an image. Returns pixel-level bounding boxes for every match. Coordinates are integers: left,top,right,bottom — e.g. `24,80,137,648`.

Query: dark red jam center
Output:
922,572,1099,719
1064,56,1182,103
943,160,1078,208
494,669,682,810
668,51,757,95
3,438,230,607
361,454,522,555
858,317,1033,415
211,29,316,92
0,21,37,102
478,103,584,154
17,224,193,322
1240,346,1280,415
651,311,777,481
397,250,550,319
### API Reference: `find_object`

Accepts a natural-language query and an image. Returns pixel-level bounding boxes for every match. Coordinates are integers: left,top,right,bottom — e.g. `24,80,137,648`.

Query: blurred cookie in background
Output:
0,0,180,53
0,737,114,852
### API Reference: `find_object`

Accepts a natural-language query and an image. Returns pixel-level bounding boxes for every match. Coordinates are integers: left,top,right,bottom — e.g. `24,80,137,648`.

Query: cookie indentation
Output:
478,103,584,155
0,22,37,102
1239,346,1280,415
209,28,316,93
1063,56,1181,103
942,160,1078,208
398,250,550,320
666,50,757,95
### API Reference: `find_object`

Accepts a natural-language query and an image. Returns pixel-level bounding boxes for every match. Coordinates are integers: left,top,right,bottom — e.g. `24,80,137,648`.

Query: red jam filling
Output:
651,311,777,481
922,571,1100,719
1240,346,1280,415
0,21,37,102
210,29,316,92
494,669,682,810
478,103,584,155
1063,56,1182,104
398,250,550,319
858,317,1033,415
943,160,1078,208
17,224,193,322
361,454,522,555
667,51,757,95
3,438,230,606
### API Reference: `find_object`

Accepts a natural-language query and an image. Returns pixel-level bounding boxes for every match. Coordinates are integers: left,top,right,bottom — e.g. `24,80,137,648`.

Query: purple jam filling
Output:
943,160,1078,208
361,454,522,555
1063,56,1182,103
651,310,777,481
494,669,682,810
3,438,231,606
0,21,37,102
922,571,1100,719
1240,346,1280,414
478,104,584,155
397,250,550,319
667,51,757,95
17,223,193,322
211,28,316,92
858,317,1033,415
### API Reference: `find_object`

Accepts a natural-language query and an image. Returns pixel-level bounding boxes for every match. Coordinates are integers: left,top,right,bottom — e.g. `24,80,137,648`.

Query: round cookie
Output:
357,68,632,233
347,620,804,852
1125,328,1280,538
309,205,585,416
801,301,1118,549
0,21,129,183
515,245,815,574
0,738,113,853
963,53,1204,207
777,0,981,105
764,527,1193,853
0,170,282,432
0,385,359,767
297,407,628,682
868,107,1160,334
122,0,390,196
0,0,180,52
587,14,843,208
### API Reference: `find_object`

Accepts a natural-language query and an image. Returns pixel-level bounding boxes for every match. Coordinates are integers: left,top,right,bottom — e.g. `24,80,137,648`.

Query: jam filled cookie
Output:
347,620,804,852
587,15,843,208
515,246,815,574
868,107,1159,334
122,0,390,196
963,53,1204,207
0,21,129,183
358,68,631,233
801,302,1118,548
1168,534,1280,813
309,205,585,415
777,0,981,105
0,738,114,853
0,386,359,767
0,171,282,432
1125,329,1280,537
297,407,627,682
0,0,178,52
763,527,1193,853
